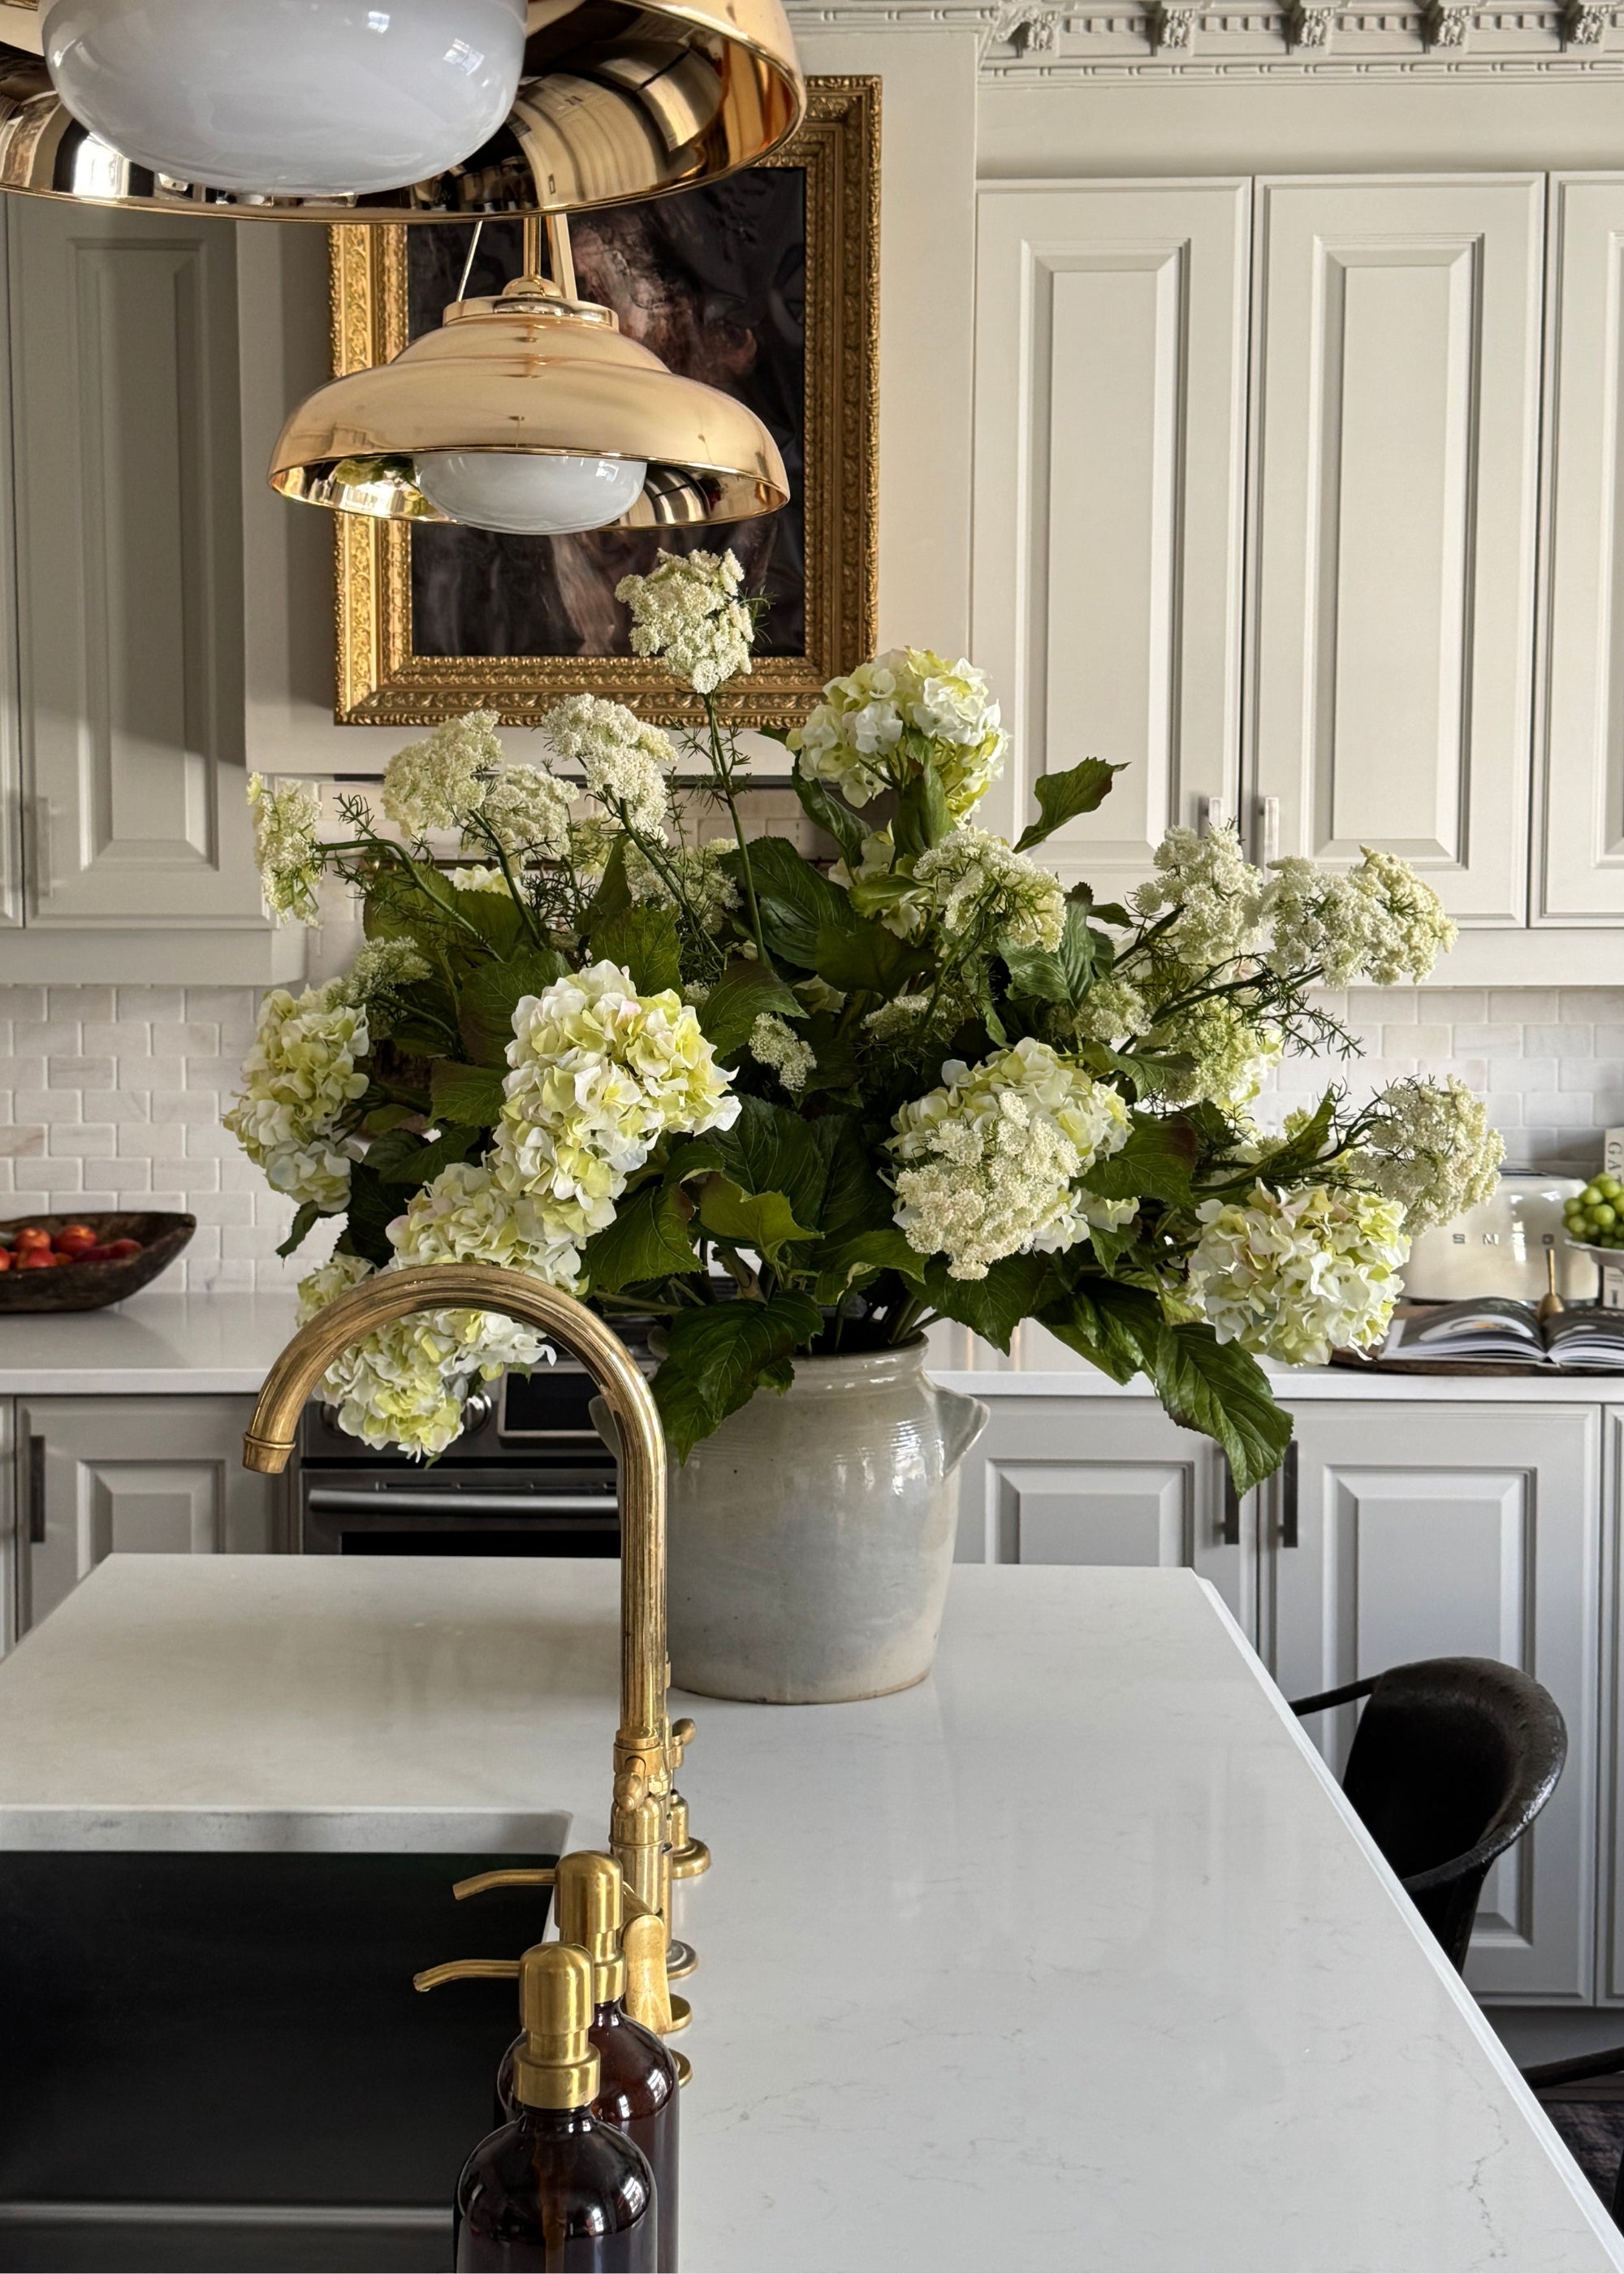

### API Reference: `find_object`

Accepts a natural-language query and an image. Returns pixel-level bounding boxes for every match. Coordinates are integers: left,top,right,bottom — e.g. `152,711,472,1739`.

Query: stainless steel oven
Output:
295,1334,652,1558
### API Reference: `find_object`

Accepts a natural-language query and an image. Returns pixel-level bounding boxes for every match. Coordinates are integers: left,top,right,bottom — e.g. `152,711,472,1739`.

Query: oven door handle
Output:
304,1489,619,1516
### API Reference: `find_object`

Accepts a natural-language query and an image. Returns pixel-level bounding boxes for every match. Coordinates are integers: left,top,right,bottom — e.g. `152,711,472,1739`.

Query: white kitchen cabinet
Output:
15,1394,279,1636
1247,176,1544,926
955,1396,1254,1635
973,182,1251,888
1267,1399,1600,2004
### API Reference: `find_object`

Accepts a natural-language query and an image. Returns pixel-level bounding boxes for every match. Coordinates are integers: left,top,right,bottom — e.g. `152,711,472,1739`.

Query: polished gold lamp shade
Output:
268,244,790,530
0,0,803,219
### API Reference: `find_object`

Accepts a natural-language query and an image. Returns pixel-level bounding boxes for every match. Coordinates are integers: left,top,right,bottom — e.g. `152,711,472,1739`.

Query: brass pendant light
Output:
267,214,789,534
0,0,803,219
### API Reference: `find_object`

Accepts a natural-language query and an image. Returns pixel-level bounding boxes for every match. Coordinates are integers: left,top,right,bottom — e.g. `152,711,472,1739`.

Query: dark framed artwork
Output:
328,77,879,729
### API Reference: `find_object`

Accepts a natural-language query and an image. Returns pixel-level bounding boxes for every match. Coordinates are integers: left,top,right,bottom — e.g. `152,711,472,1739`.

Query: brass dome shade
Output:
0,0,802,218
268,219,789,530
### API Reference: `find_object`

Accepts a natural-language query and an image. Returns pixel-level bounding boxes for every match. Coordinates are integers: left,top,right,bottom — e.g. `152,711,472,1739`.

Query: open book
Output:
1380,1299,1624,1368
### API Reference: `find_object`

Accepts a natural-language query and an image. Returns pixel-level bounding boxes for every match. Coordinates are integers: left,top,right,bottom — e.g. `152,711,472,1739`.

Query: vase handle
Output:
935,1389,990,1474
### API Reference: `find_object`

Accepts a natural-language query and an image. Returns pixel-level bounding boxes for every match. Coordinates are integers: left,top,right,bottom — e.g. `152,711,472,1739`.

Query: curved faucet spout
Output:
242,1261,675,1918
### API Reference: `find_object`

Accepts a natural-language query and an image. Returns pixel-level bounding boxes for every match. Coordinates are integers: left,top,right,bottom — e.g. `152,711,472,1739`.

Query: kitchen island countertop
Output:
0,1553,1618,2273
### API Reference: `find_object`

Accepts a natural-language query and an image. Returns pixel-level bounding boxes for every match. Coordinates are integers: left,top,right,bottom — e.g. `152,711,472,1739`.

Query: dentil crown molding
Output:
786,0,1624,75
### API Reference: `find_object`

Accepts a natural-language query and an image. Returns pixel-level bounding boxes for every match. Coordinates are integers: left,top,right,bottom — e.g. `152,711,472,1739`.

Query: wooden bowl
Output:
0,1212,196,1312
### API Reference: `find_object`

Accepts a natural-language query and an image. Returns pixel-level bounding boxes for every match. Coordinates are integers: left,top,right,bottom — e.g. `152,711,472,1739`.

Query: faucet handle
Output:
451,1866,556,1901
413,1956,521,1991
668,1716,696,1768
623,1912,691,2038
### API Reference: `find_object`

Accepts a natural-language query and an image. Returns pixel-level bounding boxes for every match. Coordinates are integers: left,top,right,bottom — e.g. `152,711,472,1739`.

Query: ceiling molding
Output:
784,0,1624,74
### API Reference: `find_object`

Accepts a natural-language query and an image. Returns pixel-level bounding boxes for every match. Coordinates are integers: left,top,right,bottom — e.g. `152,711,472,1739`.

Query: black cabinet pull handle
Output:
1220,1459,1241,1547
1280,1440,1300,1550
26,1435,45,1546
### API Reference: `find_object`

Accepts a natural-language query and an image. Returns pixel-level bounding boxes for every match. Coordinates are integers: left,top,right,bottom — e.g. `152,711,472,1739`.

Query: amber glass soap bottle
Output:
456,1943,655,2274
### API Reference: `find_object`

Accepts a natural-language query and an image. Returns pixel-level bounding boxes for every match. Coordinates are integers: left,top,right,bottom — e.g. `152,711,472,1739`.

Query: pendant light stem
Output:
546,214,577,303
454,218,486,306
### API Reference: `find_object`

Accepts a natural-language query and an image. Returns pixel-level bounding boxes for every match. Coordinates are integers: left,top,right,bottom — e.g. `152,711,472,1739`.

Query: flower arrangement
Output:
231,551,1501,1487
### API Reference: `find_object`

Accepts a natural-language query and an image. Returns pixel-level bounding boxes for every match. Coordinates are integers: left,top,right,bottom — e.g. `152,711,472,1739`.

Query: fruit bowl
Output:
1564,1176,1624,1257
0,1212,195,1312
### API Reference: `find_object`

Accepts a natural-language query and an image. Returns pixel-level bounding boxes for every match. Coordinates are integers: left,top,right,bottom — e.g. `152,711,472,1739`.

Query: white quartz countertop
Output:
0,1555,1617,2272
0,1290,1620,1402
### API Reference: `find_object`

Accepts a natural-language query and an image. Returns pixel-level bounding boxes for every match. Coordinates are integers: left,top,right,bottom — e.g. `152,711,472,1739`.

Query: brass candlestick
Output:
240,1263,695,1971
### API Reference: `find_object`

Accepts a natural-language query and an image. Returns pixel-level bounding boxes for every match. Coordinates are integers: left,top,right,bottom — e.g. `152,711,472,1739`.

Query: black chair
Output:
1290,1656,1567,1974
1521,2045,1624,2227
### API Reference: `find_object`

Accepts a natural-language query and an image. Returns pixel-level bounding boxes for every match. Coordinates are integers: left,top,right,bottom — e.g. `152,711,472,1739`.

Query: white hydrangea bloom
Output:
1186,1182,1410,1366
1150,996,1284,1113
389,1158,586,1286
910,824,1065,952
615,548,754,693
889,1039,1133,1280
1130,825,1265,970
470,764,572,862
790,648,1006,818
382,710,503,836
1261,848,1458,986
749,1013,814,1093
248,774,326,927
1352,1076,1504,1230
222,982,369,1213
497,960,741,1234
625,837,741,934
542,695,675,835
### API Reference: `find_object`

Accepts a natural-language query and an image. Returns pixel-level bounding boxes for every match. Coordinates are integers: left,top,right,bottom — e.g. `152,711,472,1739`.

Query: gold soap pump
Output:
240,1265,710,2002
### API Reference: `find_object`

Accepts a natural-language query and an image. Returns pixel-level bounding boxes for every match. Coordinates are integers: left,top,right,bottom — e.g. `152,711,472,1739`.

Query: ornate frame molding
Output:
787,0,1624,75
328,77,880,730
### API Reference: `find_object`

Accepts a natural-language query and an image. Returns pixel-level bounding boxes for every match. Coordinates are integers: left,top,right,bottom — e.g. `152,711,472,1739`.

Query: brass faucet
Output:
240,1262,690,1931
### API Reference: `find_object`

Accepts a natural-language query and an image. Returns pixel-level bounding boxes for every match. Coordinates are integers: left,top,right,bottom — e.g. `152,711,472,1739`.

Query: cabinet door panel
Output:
7,199,259,927
19,1396,278,1633
1538,177,1624,922
973,183,1250,886
956,1397,1252,1634
1269,1402,1598,2003
1248,177,1542,923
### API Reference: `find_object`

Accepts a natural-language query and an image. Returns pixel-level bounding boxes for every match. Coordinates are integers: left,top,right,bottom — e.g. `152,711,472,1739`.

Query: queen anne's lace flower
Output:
1070,974,1148,1045
615,549,754,693
470,764,573,862
749,1013,814,1094
543,695,675,835
296,1251,551,1460
790,649,1007,817
248,774,326,926
382,710,503,835
389,1159,586,1286
1130,825,1264,969
1186,1183,1410,1365
910,824,1065,952
497,960,740,1234
625,837,741,934
1350,1076,1504,1230
222,982,368,1212
1150,996,1284,1113
889,1039,1133,1279
1262,849,1458,985
332,938,430,1039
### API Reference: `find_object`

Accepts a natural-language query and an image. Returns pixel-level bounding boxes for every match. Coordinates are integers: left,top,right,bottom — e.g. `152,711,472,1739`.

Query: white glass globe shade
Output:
41,0,528,197
415,451,650,535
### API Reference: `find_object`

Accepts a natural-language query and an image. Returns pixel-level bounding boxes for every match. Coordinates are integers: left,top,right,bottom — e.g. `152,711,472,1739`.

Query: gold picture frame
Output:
328,77,879,730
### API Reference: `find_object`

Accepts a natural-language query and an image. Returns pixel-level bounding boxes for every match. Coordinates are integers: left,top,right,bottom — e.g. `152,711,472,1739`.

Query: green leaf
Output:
275,1200,325,1260
723,837,849,967
892,767,951,860
452,884,527,957
1014,759,1126,853
589,903,682,996
585,834,633,927
342,1161,401,1268
1039,1281,1165,1384
653,1290,824,1460
791,767,868,865
1079,1113,1200,1207
456,947,568,1068
666,1096,827,1229
581,1182,701,1295
697,963,806,1061
430,1061,507,1130
364,1122,482,1187
922,1252,1055,1354
813,1228,926,1303
1000,944,1072,1004
808,1113,892,1242
360,1101,421,1136
1153,1325,1293,1495
812,911,931,997
698,1175,820,1260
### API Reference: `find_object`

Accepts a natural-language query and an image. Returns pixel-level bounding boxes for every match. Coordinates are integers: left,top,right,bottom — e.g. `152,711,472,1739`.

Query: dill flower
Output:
1350,1076,1504,1230
749,1013,814,1094
1186,1183,1410,1366
889,1039,1133,1280
1129,825,1264,969
790,648,1006,817
381,710,503,836
615,548,754,693
222,982,368,1213
542,694,675,835
470,764,573,862
248,774,326,927
911,824,1065,951
1261,848,1458,985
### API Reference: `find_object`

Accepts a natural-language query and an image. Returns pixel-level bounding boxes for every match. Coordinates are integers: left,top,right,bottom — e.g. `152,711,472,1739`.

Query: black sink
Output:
0,1849,557,2272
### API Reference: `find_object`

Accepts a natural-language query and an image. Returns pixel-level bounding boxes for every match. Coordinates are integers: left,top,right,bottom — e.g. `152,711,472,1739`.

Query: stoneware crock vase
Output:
595,1340,988,1704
